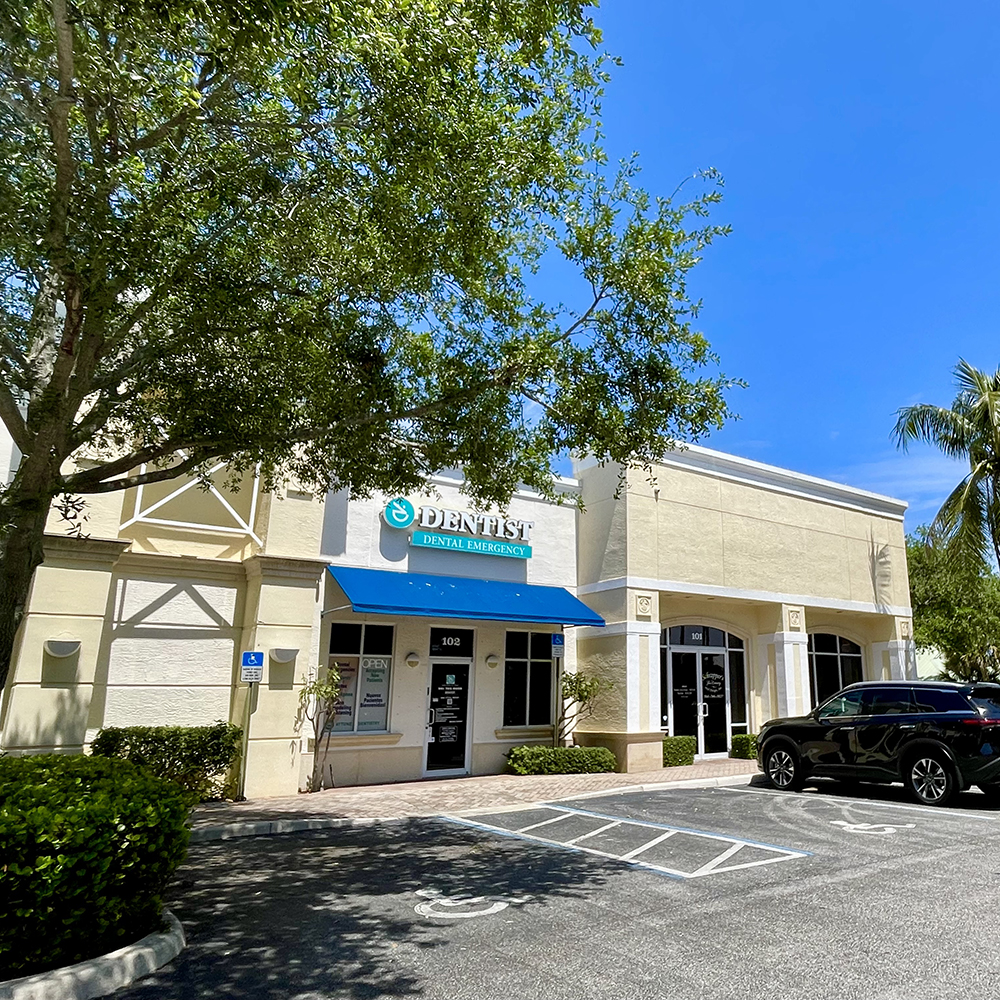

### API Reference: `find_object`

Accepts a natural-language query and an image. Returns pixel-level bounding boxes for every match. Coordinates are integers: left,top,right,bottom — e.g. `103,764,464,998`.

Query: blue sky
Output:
566,1,1000,527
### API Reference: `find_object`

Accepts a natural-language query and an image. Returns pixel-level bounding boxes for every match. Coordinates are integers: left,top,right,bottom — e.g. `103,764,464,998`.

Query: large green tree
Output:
894,360,1000,571
0,0,739,691
906,529,1000,683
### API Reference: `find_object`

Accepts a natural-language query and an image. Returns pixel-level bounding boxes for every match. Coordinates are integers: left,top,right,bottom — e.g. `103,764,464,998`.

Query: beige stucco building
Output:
0,440,915,796
572,447,914,771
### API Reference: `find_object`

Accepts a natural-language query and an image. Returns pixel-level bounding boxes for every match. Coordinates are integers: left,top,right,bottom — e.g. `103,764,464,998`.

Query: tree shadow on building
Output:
120,819,624,999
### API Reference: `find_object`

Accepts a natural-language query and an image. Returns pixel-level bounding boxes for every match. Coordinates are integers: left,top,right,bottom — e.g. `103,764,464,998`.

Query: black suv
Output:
757,680,1000,806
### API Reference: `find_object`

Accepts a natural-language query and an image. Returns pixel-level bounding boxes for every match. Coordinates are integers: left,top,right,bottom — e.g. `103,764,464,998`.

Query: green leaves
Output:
90,721,243,801
895,361,1000,573
0,754,189,978
907,528,1000,683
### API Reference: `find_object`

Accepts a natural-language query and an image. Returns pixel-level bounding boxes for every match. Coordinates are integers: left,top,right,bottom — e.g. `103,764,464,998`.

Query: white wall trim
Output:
576,444,907,520
576,621,661,640
578,576,911,618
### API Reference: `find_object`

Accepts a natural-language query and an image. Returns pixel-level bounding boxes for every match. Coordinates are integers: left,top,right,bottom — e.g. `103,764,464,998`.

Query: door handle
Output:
898,724,916,729
839,725,855,731
699,703,709,718
428,709,436,726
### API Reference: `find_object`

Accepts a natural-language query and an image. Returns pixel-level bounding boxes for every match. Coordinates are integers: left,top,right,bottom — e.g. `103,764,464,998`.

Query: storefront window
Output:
503,631,554,727
328,623,394,733
808,634,863,707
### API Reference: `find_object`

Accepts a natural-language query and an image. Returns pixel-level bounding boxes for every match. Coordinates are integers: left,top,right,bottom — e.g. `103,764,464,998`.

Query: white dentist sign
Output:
382,499,533,559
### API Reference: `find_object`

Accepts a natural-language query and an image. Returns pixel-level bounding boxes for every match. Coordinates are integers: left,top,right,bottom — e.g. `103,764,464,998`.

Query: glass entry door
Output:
664,650,730,756
425,663,471,772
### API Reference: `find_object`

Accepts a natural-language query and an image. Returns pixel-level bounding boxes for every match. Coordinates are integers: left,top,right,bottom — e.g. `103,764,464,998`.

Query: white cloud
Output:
825,448,968,527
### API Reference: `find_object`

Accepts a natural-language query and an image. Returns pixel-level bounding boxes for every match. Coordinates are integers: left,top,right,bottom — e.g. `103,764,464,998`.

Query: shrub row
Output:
91,721,242,802
0,755,190,979
730,733,758,759
506,744,618,775
662,735,696,767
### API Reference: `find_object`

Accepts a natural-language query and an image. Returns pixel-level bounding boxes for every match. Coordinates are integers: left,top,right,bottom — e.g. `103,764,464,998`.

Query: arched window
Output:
808,634,863,706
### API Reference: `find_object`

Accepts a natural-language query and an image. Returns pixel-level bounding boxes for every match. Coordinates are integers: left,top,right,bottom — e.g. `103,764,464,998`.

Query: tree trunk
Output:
0,493,54,694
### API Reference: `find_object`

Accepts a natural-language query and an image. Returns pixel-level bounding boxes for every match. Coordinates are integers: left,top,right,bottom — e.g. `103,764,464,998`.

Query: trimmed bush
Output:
663,735,696,767
505,745,618,775
730,733,758,759
91,721,242,801
0,754,190,979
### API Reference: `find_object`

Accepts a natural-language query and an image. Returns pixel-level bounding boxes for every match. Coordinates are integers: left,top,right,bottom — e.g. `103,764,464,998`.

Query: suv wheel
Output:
764,744,803,791
906,751,955,807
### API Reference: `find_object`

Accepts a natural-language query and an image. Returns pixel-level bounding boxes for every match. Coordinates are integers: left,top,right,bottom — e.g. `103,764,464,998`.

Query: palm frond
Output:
892,403,974,458
934,463,992,570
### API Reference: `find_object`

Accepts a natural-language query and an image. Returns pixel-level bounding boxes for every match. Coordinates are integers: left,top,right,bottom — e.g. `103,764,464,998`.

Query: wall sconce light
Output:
269,648,299,664
44,639,81,658
485,654,500,669
405,651,421,668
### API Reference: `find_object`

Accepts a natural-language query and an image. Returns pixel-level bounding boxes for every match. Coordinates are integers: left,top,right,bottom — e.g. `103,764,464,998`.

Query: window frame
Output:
502,629,557,729
808,633,865,707
327,621,396,735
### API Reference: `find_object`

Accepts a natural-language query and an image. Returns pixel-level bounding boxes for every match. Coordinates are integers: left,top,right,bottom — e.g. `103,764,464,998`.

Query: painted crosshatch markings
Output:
445,805,811,880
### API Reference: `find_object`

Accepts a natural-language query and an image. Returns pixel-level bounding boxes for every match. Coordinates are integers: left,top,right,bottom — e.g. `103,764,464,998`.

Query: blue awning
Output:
327,566,605,627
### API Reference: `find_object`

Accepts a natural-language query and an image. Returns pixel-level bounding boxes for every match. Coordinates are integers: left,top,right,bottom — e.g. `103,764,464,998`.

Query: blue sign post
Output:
551,634,565,659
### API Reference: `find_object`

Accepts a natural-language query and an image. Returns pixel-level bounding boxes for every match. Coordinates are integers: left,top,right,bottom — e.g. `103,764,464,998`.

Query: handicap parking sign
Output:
241,650,264,683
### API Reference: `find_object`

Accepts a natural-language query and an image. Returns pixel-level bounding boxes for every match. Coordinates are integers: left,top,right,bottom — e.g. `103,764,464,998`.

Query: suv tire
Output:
763,743,803,792
905,750,956,807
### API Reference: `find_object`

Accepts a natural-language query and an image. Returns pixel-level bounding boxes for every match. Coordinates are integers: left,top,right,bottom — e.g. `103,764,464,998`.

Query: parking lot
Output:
122,779,1000,999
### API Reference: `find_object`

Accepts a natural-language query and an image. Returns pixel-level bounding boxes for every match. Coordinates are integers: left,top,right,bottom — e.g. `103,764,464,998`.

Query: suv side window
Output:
861,687,914,716
911,688,974,714
817,691,865,720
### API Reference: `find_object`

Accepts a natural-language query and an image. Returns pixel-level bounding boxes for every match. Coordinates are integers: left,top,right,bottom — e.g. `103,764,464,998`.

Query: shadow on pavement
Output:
121,818,618,999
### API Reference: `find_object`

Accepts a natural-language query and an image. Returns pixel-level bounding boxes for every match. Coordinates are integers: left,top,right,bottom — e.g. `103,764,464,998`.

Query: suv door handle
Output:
898,724,916,729
839,725,856,731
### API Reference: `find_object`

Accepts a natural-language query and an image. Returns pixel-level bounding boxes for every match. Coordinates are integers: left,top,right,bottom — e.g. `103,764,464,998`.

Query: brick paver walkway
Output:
192,758,759,830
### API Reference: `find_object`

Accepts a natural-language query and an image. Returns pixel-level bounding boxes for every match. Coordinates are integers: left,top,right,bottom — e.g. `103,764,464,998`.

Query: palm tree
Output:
894,360,1000,571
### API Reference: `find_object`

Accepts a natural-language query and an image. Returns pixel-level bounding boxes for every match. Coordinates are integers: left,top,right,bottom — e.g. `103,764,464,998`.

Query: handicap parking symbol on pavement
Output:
830,820,916,835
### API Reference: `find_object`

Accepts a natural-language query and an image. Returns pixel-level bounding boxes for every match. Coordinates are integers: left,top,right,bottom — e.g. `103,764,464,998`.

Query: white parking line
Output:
620,829,677,860
443,806,811,882
565,820,620,845
516,813,575,833
719,784,999,819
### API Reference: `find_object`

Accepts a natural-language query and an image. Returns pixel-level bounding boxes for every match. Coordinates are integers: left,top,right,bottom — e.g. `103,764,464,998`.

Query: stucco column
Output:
573,588,664,773
240,554,328,798
872,617,917,681
758,632,811,719
1,535,129,753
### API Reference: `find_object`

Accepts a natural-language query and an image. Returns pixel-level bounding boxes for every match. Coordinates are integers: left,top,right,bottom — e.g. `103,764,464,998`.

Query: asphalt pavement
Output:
119,777,1000,999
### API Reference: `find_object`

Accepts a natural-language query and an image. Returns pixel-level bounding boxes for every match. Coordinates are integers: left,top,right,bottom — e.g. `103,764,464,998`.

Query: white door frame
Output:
664,644,732,758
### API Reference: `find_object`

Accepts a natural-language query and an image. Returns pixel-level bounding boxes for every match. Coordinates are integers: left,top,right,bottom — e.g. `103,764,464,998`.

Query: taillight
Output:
962,717,1000,725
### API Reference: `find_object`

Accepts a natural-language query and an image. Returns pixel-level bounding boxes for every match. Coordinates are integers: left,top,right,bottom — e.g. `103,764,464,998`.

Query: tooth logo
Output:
383,497,416,529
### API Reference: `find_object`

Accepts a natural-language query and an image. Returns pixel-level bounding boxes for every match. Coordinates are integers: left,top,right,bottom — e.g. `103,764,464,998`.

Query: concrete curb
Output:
0,910,185,1000
188,774,758,841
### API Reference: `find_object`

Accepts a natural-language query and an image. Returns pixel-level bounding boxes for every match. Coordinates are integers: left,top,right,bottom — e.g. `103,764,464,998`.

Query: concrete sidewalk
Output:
192,758,759,831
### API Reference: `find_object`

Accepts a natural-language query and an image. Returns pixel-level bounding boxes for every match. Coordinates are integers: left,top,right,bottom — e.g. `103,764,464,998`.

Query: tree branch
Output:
69,451,217,495
0,382,30,454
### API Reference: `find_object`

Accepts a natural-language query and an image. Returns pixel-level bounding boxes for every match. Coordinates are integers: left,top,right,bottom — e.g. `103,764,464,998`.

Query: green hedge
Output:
730,733,758,759
663,735,696,767
91,721,242,801
505,745,618,775
0,754,190,979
